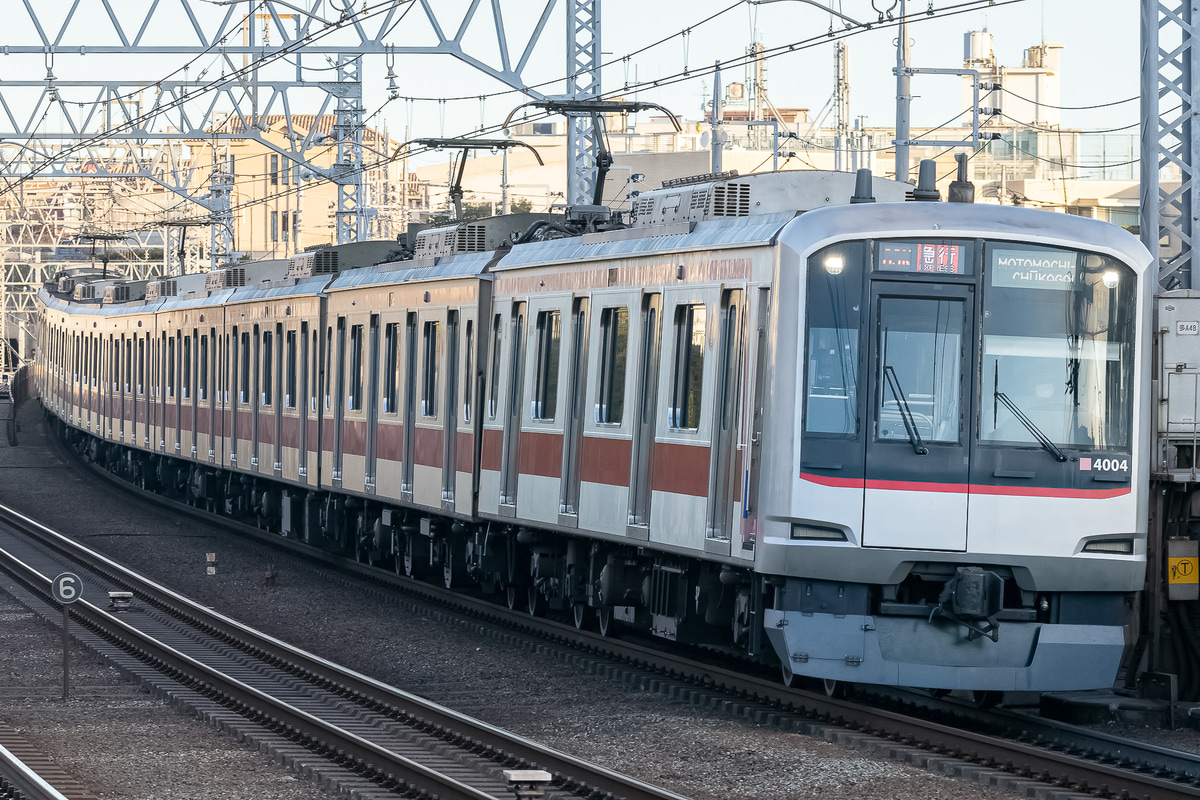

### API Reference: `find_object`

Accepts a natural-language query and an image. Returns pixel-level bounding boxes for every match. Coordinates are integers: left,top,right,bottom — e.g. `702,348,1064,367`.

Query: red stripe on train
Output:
799,472,1131,499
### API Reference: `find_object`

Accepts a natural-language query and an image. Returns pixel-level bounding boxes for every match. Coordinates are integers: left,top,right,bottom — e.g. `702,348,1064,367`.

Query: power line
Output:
999,87,1137,111
152,0,1028,228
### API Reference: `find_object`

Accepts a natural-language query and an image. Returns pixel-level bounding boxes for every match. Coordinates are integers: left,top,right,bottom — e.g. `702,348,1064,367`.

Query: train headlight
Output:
1101,270,1120,289
1082,538,1133,555
823,255,845,276
791,524,848,542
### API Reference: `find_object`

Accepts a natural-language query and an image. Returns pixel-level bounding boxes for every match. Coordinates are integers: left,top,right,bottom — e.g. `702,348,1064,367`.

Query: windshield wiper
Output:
883,365,928,455
994,390,1068,462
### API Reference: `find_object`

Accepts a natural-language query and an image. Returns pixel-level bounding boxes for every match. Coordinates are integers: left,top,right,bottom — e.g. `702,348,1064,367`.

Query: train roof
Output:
777,201,1154,273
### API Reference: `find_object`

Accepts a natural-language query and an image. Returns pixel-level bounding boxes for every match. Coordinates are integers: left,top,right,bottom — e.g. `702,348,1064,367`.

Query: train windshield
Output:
980,244,1136,449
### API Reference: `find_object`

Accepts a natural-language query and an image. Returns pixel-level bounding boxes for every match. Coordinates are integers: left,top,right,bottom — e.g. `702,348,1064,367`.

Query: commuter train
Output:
32,166,1153,692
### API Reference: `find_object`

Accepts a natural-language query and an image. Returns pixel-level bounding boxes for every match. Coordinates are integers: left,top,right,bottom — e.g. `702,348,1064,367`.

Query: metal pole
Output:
893,0,912,182
501,147,510,215
61,605,70,700
711,60,723,173
1140,0,1161,273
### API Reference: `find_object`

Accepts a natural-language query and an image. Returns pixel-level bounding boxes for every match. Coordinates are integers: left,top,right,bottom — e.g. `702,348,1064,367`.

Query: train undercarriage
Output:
56,417,769,659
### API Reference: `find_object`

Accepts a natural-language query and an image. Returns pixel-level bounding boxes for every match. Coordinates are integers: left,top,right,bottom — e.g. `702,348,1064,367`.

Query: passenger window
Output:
383,322,399,414
137,338,145,394
532,310,561,421
285,331,297,409
669,304,706,430
263,330,274,407
348,324,363,411
167,335,176,399
488,314,502,419
239,332,251,404
463,319,474,423
183,334,192,400
422,320,439,418
596,307,629,424
311,329,319,413
199,335,208,401
324,327,333,410
804,243,864,435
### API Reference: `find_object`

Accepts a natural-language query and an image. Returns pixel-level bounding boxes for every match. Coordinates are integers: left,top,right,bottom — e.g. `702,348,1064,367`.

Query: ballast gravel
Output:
0,404,1038,799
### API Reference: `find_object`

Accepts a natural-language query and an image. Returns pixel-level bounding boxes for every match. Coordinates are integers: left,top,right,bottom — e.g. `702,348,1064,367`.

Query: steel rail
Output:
0,744,70,800
0,501,689,800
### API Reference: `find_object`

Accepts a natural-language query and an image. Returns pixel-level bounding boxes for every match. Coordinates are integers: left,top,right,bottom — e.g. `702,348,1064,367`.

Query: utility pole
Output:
711,61,723,173
834,42,850,172
893,0,912,183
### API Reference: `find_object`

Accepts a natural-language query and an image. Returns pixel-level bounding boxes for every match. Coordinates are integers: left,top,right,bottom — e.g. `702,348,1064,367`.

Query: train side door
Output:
559,297,589,525
862,282,974,551
365,314,380,492
499,301,527,512
401,311,417,501
706,289,744,552
441,309,459,509
627,292,663,538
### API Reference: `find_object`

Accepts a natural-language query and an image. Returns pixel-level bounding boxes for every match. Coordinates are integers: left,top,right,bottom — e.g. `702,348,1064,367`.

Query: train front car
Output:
760,202,1152,691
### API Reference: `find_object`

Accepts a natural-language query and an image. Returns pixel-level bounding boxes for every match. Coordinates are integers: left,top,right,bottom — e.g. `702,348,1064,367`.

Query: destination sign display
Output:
877,242,966,274
991,248,1079,291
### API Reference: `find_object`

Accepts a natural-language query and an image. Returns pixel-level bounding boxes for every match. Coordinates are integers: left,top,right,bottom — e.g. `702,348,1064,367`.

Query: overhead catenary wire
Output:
145,0,1030,229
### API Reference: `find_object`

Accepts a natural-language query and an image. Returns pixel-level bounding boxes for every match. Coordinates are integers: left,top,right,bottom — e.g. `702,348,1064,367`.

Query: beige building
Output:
188,114,432,260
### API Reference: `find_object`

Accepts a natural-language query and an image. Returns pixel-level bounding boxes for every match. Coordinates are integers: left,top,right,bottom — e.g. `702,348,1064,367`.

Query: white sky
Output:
5,1,1140,168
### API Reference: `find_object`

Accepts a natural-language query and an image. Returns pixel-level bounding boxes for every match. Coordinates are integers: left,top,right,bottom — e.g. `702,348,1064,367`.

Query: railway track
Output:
0,741,70,800
47,435,1200,800
0,502,690,800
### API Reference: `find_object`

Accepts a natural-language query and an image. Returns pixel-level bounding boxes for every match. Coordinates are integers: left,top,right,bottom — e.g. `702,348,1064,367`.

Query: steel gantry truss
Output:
0,0,599,260
1142,0,1197,287
0,0,603,369
564,0,602,206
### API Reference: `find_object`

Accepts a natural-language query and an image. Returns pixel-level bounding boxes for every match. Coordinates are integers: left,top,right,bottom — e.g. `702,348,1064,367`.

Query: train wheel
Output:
393,533,406,576
780,661,796,688
443,535,466,589
596,606,613,638
506,585,521,611
972,690,1003,709
353,513,369,564
823,679,847,699
527,584,543,617
403,535,416,577
572,602,588,630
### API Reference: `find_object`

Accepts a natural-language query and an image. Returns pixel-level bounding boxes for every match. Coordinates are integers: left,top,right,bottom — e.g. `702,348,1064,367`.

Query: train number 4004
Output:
1083,457,1129,472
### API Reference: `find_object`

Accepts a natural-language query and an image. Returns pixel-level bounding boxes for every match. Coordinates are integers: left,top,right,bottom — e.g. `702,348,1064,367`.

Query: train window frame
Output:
596,306,629,426
285,330,297,409
124,337,132,394
199,334,209,402
802,242,866,438
463,318,474,423
239,331,251,405
488,314,502,419
421,320,439,419
137,337,145,395
348,323,364,412
311,329,319,413
324,326,333,411
262,330,274,407
383,322,399,414
532,309,561,422
167,334,176,399
668,303,706,431
182,333,192,400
